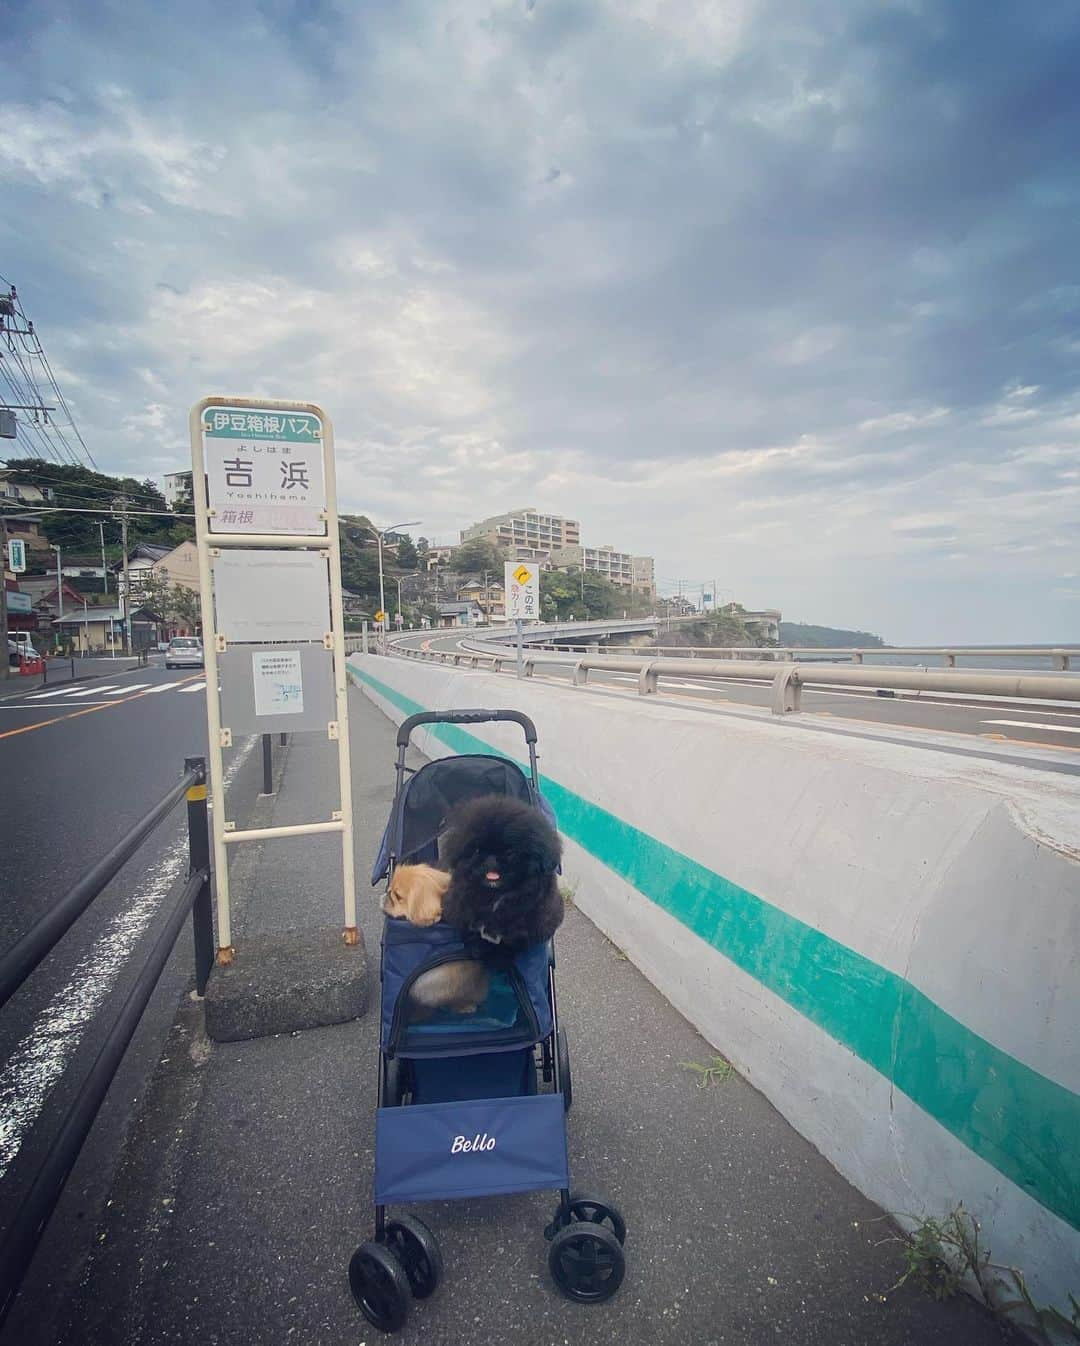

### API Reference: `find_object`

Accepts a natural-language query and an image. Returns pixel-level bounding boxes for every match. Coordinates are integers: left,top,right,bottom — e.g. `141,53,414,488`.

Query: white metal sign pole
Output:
189,399,234,960
321,412,358,944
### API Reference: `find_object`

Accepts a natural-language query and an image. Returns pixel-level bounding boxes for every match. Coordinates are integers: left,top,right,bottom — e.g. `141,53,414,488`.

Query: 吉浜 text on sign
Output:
203,407,326,535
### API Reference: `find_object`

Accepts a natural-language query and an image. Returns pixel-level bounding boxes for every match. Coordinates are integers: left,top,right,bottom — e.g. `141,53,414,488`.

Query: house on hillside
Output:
1,512,50,557
455,575,506,621
0,469,54,506
437,600,485,628
113,539,199,605
54,605,159,654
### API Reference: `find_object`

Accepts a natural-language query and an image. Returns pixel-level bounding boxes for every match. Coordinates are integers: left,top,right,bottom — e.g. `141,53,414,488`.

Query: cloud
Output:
2,0,1079,641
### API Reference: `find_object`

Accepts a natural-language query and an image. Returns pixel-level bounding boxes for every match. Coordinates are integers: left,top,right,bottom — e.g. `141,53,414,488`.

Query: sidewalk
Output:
55,687,1010,1346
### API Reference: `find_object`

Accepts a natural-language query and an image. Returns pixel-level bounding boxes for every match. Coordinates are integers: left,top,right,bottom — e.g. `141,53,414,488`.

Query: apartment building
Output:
163,470,194,509
461,508,581,556
549,543,650,590
632,555,656,599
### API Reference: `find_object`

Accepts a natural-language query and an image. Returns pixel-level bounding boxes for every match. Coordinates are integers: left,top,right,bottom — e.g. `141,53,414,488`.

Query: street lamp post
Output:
367,520,420,630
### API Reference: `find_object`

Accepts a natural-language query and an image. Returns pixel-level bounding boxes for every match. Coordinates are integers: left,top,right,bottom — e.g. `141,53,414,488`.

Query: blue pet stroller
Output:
348,709,627,1332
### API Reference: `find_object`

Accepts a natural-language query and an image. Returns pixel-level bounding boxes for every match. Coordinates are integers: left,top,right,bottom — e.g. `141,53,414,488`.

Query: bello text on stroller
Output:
451,1133,497,1154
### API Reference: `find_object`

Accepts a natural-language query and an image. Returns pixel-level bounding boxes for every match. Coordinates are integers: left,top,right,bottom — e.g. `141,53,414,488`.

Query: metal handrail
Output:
0,757,214,1327
0,763,204,1009
384,643,1080,715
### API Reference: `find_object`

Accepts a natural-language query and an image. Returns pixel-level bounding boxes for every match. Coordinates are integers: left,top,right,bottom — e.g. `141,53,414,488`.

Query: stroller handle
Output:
396,709,538,747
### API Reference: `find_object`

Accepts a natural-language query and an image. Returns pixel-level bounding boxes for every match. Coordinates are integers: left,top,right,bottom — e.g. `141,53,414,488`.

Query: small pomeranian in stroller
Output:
348,709,627,1333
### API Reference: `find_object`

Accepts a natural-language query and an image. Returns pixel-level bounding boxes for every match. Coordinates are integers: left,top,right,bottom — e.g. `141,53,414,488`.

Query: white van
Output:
8,633,39,664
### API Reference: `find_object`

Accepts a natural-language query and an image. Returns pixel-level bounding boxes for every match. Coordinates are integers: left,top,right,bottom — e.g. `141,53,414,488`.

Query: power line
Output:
0,282,96,468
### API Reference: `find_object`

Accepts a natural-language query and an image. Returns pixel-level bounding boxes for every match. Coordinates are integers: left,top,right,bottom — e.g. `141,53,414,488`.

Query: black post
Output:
261,733,273,794
185,756,213,996
279,732,287,747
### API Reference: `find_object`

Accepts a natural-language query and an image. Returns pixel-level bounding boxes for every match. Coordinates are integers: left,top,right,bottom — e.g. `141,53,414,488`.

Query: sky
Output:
2,0,1079,643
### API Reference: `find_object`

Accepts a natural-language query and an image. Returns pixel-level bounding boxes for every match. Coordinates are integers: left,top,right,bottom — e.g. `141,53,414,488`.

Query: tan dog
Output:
383,863,449,926
384,864,490,1016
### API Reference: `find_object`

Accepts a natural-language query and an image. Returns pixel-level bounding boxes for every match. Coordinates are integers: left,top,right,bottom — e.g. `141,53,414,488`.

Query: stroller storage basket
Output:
380,918,553,1058
375,1093,569,1205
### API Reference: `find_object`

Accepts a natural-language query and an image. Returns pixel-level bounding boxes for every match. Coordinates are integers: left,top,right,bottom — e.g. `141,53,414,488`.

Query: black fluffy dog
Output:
440,795,563,950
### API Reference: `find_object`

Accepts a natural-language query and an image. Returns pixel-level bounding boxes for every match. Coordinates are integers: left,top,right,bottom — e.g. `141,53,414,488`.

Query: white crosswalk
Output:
13,678,204,707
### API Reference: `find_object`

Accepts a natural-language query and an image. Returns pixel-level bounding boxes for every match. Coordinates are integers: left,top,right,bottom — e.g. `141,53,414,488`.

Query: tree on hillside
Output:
138,574,203,632
778,622,885,648
392,535,419,571
539,568,630,621
3,458,192,556
453,536,506,576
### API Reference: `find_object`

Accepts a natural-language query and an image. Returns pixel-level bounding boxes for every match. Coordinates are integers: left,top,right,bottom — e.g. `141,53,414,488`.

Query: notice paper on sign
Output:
252,650,304,716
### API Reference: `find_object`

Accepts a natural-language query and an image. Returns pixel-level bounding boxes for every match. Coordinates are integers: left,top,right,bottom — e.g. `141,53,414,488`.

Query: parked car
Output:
8,635,39,665
164,637,204,670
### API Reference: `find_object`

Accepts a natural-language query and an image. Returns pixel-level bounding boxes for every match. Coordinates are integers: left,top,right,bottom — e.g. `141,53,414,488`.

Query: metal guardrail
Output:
477,641,1076,670
384,643,1080,715
0,757,214,1326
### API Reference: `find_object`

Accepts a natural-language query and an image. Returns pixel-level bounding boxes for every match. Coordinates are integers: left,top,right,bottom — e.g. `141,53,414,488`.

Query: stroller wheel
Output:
545,1193,627,1244
385,1214,443,1299
567,1193,627,1244
548,1221,626,1303
349,1240,411,1332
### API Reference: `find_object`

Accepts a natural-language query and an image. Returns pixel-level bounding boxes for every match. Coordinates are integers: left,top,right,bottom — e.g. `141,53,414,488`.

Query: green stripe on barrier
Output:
351,663,1080,1231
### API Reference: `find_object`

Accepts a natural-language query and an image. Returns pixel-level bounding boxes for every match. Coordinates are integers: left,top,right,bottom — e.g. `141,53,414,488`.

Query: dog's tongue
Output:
485,870,501,882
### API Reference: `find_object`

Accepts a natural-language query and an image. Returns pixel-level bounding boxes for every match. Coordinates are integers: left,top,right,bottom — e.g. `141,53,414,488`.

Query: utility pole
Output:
114,496,131,655
0,512,9,682
100,521,109,596
52,545,63,619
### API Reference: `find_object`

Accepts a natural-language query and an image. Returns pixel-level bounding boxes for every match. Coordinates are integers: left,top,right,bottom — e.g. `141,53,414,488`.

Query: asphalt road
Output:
394,631,1080,757
0,657,266,1344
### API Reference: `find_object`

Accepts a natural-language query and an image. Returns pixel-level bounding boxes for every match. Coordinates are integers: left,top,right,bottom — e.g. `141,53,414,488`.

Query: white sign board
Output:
504,561,539,622
7,538,27,573
252,650,304,716
202,406,326,535
214,549,331,643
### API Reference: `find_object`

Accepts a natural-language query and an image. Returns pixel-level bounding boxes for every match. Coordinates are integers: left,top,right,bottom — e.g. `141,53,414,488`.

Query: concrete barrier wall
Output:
348,653,1080,1311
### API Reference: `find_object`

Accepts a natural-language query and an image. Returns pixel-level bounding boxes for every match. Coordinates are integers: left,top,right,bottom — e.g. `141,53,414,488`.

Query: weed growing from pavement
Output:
879,1205,1079,1342
679,1055,734,1087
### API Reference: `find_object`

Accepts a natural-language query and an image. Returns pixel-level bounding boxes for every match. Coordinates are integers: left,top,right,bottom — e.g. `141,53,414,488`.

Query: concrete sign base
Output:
204,927,367,1043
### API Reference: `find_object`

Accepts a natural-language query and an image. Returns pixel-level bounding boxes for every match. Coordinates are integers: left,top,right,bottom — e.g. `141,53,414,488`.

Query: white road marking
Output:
0,736,257,1180
982,719,1080,735
65,684,120,698
104,683,151,695
183,681,207,692
25,687,77,699
141,683,179,694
